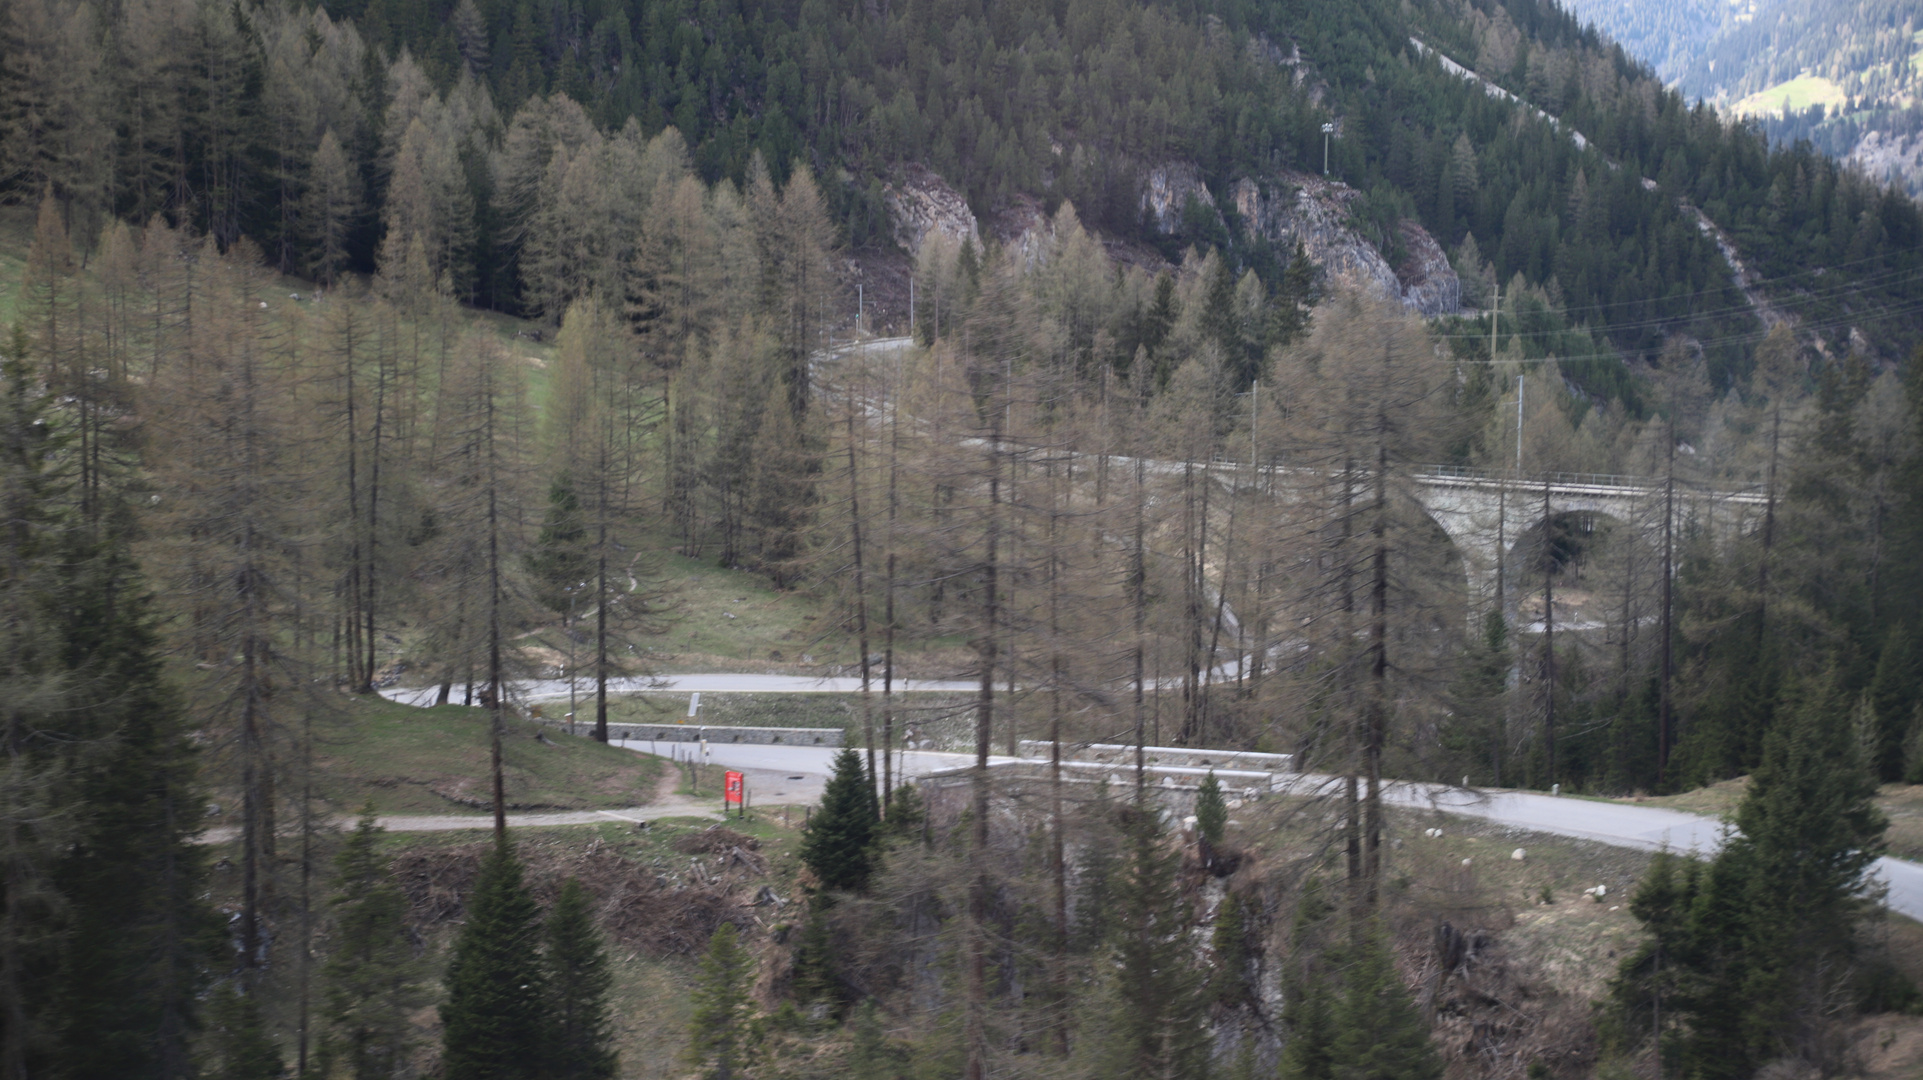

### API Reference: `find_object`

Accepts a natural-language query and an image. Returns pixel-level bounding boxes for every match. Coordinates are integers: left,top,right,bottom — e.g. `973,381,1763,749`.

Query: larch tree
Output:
144,240,306,978
304,129,361,287
434,331,538,834
546,297,670,741
1267,290,1455,910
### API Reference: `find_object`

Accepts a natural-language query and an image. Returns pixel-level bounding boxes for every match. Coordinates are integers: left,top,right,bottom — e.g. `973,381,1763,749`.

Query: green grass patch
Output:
1733,74,1847,118
509,535,974,676
216,695,666,819
654,549,855,667
604,692,867,733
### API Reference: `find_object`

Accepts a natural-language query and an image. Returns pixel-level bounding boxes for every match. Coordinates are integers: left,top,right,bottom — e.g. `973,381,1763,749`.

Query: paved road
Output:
381,673,980,707
673,741,1923,921
376,685,1923,921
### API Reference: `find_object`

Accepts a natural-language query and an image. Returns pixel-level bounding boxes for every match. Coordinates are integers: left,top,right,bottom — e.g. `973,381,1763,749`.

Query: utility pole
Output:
567,584,579,736
1321,122,1335,175
1515,375,1524,475
1659,431,1675,785
1542,476,1555,784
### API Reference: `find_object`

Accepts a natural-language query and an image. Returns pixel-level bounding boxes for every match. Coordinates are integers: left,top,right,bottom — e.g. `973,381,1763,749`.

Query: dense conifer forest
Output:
1,0,1921,1074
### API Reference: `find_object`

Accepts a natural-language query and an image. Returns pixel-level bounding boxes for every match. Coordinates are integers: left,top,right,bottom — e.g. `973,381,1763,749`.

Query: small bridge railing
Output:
1200,458,1766,502
1414,464,1659,490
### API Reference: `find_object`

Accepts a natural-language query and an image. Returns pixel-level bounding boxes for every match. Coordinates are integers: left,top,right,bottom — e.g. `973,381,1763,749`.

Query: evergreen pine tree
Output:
1070,810,1120,954
1279,967,1337,1080
203,985,284,1080
1097,803,1207,1079
800,748,878,893
1669,848,1756,1080
848,999,895,1080
1633,671,1889,1079
1719,672,1887,1068
321,809,427,1080
546,879,618,1080
1609,850,1696,1068
880,784,924,843
1271,239,1317,348
50,507,220,1080
790,903,837,1007
1904,703,1923,784
1194,771,1227,849
1445,610,1511,785
1331,923,1441,1080
528,473,591,612
1868,625,1919,781
686,922,755,1080
441,840,549,1080
1281,878,1340,1080
1209,890,1253,1009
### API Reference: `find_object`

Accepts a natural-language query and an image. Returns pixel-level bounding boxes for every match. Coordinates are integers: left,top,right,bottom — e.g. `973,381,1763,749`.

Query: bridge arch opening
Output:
1384,494,1473,649
1502,509,1641,634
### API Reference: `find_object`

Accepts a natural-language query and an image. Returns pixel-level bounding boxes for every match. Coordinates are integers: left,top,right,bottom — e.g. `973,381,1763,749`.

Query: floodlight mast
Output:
1321,122,1335,175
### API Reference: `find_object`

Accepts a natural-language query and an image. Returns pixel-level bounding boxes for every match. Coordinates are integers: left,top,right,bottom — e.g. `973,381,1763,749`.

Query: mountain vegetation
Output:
0,0,1919,1073
1562,0,1923,197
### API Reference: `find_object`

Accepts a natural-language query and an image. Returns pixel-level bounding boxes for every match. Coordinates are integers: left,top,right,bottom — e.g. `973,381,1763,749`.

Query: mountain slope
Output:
1,0,1918,378
1555,0,1923,196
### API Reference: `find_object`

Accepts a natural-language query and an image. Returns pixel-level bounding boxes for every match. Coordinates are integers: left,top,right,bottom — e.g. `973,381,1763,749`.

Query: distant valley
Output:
1561,0,1923,195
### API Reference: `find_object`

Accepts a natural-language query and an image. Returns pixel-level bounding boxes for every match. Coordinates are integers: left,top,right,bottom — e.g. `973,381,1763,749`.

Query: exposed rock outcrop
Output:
1848,128,1923,200
1141,162,1219,235
985,193,1051,267
882,164,979,256
883,159,1459,317
1229,174,1462,316
1394,218,1461,316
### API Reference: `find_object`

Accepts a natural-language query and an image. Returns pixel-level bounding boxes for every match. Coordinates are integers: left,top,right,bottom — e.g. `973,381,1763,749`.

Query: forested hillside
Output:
1553,0,1740,84
1561,0,1923,198
2,0,1923,1074
5,0,1922,370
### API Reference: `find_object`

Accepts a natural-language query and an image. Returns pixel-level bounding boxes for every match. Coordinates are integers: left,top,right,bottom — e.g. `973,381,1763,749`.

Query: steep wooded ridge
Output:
1564,0,1923,198
3,0,1921,381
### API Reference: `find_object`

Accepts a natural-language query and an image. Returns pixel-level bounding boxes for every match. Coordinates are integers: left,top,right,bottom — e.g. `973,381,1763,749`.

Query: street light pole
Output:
1321,122,1335,175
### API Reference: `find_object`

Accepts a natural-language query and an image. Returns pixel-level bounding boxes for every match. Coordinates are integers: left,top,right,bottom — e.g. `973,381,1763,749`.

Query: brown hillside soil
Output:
379,815,803,1080
1848,1014,1923,1079
1878,784,1923,862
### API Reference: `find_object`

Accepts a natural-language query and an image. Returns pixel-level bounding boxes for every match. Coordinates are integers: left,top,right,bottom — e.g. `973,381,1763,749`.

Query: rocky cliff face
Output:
1394,218,1461,316
1849,129,1923,200
1141,162,1218,234
882,164,980,256
1228,174,1462,316
879,160,1461,318
986,193,1051,267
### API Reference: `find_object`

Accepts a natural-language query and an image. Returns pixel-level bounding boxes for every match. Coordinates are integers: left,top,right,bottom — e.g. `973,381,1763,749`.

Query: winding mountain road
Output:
375,679,1923,922
380,672,979,707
